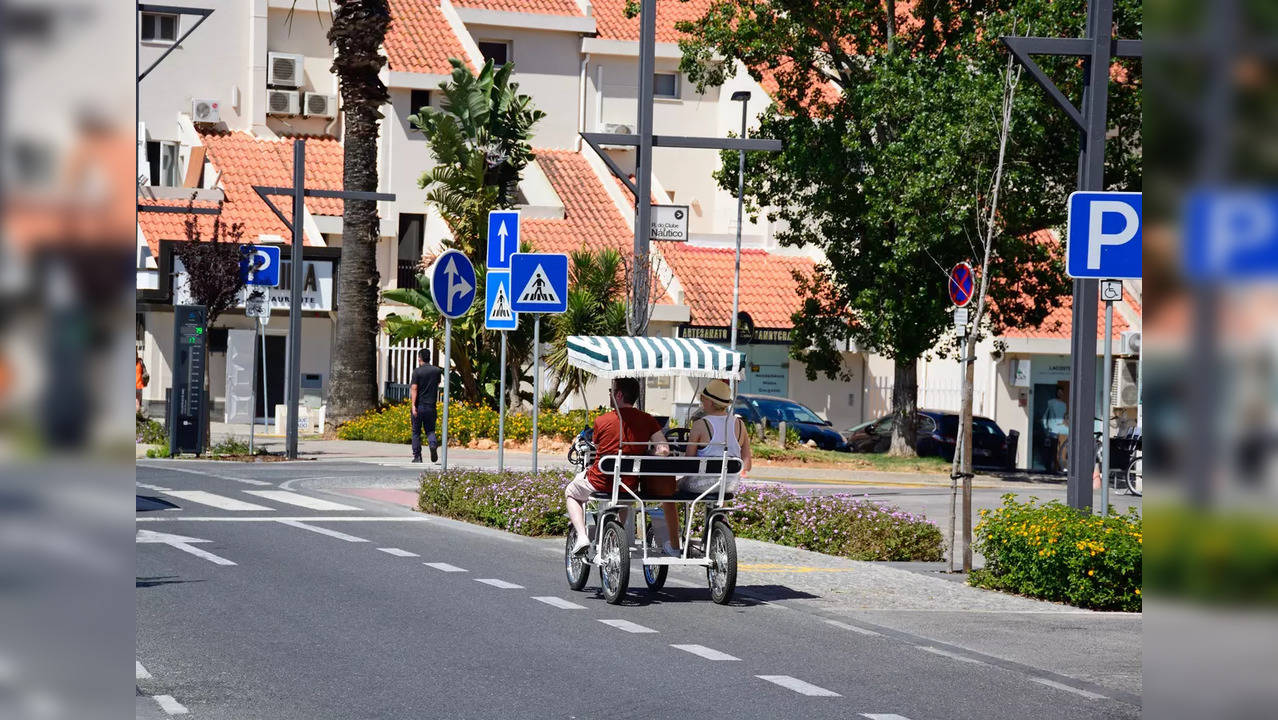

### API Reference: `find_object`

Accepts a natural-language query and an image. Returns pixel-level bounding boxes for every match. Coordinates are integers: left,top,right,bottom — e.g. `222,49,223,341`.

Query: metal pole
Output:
1065,0,1113,511
442,318,452,472
532,317,541,474
261,319,268,451
630,0,657,337
730,98,747,352
498,331,507,473
1100,295,1114,515
249,313,256,458
285,140,306,459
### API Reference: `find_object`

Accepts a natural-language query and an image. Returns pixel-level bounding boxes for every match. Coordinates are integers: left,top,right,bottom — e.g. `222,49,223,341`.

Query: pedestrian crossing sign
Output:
509,252,568,314
485,270,518,330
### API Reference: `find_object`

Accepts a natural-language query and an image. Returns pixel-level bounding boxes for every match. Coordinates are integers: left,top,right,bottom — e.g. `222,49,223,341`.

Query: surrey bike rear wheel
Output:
599,518,630,605
564,525,590,591
706,518,737,605
642,515,668,592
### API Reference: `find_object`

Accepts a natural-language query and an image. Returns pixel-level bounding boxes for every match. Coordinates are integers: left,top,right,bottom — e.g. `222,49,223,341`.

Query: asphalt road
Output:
137,460,1138,719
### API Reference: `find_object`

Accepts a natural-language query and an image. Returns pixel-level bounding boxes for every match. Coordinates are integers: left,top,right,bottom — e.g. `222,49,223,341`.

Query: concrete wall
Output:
788,352,863,430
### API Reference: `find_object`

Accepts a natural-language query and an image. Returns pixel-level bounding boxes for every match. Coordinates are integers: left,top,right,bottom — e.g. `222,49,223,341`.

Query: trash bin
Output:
1005,429,1020,470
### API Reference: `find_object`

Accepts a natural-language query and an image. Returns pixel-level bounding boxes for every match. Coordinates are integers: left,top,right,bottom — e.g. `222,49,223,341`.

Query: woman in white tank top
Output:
679,379,752,494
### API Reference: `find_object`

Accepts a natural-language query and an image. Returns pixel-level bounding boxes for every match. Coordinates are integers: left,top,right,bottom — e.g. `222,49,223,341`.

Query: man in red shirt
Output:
565,377,674,556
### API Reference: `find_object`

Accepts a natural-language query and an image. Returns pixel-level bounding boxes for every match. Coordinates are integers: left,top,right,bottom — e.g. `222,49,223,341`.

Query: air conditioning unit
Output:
267,89,300,116
1112,358,1139,408
604,123,635,135
1119,330,1141,356
268,52,305,88
191,98,220,123
303,92,337,118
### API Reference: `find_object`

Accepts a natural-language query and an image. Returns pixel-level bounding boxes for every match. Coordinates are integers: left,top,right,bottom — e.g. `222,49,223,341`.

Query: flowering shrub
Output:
417,471,944,561
971,494,1142,611
337,401,605,445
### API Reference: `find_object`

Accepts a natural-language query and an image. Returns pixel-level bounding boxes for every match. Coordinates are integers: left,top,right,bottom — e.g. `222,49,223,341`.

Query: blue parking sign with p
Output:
239,244,281,286
1066,191,1142,279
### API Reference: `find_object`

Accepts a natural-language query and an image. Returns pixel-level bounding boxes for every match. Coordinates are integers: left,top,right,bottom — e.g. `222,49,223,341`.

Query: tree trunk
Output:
889,357,919,456
952,334,977,571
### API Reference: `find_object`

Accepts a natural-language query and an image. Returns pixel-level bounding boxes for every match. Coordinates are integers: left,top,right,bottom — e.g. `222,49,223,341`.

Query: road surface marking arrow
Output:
136,529,236,566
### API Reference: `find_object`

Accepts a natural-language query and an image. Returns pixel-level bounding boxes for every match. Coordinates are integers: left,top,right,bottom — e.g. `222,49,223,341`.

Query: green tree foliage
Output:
545,249,629,405
678,0,1141,453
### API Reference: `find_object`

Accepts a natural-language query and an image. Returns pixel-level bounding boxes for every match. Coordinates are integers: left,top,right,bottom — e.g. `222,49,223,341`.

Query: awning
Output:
566,335,745,380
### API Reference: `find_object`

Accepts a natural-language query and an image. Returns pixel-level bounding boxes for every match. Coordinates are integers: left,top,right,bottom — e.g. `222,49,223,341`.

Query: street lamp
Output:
728,90,750,353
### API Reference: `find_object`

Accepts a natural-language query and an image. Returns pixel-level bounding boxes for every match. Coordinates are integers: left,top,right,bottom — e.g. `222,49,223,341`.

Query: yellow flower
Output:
1087,569,1094,576
1134,588,1140,595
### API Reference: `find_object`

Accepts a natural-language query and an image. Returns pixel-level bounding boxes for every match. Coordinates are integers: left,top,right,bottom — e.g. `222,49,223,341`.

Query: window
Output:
146,141,180,187
478,41,509,66
409,90,432,115
653,73,679,99
137,241,153,270
748,397,824,425
140,12,178,43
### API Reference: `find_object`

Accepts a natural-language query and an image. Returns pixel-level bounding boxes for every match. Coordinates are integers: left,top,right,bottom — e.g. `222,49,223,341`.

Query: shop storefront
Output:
677,312,791,397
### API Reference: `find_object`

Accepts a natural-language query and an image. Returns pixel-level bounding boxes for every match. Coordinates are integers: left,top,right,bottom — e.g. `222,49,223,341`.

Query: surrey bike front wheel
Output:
599,517,630,605
706,518,737,605
564,525,590,591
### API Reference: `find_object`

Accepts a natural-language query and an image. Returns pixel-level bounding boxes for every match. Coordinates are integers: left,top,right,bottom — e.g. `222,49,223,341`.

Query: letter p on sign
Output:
1066,192,1142,279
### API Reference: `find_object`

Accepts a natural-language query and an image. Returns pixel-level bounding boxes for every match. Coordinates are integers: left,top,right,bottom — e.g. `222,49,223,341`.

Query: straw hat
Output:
701,379,733,408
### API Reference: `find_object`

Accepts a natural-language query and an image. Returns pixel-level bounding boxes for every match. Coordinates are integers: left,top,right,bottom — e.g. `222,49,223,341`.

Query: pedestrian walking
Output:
136,354,149,415
410,349,443,463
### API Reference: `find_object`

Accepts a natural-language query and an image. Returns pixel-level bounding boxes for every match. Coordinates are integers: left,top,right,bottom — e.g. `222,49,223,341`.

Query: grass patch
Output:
753,445,952,473
417,470,945,561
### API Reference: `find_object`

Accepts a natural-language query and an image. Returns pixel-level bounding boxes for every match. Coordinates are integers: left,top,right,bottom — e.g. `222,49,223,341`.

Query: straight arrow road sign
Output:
487,210,520,270
136,529,236,566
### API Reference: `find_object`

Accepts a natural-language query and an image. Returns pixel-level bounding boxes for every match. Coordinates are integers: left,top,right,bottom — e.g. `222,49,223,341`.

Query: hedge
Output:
1144,505,1278,605
970,494,1142,611
337,401,605,445
418,470,945,562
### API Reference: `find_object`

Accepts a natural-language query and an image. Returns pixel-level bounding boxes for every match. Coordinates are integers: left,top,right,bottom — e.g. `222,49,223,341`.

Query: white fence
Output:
378,335,435,399
861,376,986,420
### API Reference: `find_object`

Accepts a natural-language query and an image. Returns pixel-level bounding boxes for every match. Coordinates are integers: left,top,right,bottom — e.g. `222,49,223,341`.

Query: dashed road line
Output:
424,562,467,573
245,490,359,511
598,619,658,634
824,619,882,636
135,661,151,680
152,694,189,715
916,645,986,665
756,675,841,697
277,520,368,542
671,644,739,661
377,547,419,557
1031,677,1108,700
862,714,915,719
531,596,586,610
159,490,274,512
475,578,524,589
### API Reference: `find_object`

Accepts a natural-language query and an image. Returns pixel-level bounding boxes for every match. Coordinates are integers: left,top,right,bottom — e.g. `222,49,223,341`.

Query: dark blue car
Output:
731,394,846,451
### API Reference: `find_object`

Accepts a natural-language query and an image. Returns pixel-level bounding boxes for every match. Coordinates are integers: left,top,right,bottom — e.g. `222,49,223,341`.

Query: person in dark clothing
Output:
410,349,443,463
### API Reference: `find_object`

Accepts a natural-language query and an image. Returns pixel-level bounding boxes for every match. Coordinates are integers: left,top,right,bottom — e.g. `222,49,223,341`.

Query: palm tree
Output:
544,249,627,406
325,0,391,423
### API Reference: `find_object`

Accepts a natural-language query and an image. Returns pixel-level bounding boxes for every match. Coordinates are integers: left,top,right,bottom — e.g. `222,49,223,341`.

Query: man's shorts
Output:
565,472,596,503
565,472,674,501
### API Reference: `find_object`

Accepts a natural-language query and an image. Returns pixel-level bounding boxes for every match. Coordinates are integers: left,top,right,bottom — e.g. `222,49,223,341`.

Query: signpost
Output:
511,252,569,473
428,250,478,472
486,210,522,471
244,286,271,456
650,205,690,242
948,262,975,308
1067,190,1142,515
169,305,208,456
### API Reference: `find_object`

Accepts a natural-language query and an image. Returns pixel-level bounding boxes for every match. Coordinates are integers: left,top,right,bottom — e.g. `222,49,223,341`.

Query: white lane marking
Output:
137,516,430,522
244,490,359,511
756,675,841,697
424,562,467,573
152,695,189,714
825,619,882,636
916,645,986,665
598,619,658,634
531,596,586,610
136,530,236,566
160,490,274,512
135,661,151,680
277,520,368,543
1031,677,1108,700
139,464,272,485
862,715,915,720
377,547,419,557
671,644,740,661
475,578,524,589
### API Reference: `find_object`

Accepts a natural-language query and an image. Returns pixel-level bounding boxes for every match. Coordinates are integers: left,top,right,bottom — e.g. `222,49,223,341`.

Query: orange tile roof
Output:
524,149,634,256
385,0,471,75
592,0,714,42
661,243,814,328
452,0,583,16
1001,290,1133,341
137,197,224,257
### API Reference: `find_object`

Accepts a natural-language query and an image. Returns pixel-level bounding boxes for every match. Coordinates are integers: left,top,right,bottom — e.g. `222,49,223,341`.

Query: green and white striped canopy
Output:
566,335,745,380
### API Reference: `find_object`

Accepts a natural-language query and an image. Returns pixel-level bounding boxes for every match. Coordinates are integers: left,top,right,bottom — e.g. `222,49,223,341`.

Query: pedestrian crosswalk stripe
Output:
598,619,657,634
1030,677,1108,700
424,562,467,573
475,578,524,589
136,661,151,680
245,490,359,511
277,520,368,542
916,645,984,664
756,675,841,697
490,283,513,320
162,490,274,512
531,596,585,610
825,619,881,636
377,547,419,557
516,264,560,305
671,644,740,661
153,695,189,715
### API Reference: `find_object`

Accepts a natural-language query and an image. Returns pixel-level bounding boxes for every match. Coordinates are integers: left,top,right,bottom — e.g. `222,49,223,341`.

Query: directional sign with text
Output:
239,244,281,286
1066,191,1142,279
948,262,975,307
428,249,477,319
485,270,518,330
510,253,568,314
487,210,520,270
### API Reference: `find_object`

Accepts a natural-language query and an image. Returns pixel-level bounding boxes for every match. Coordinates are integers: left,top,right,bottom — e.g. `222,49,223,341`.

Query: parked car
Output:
843,410,1016,468
731,394,846,451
